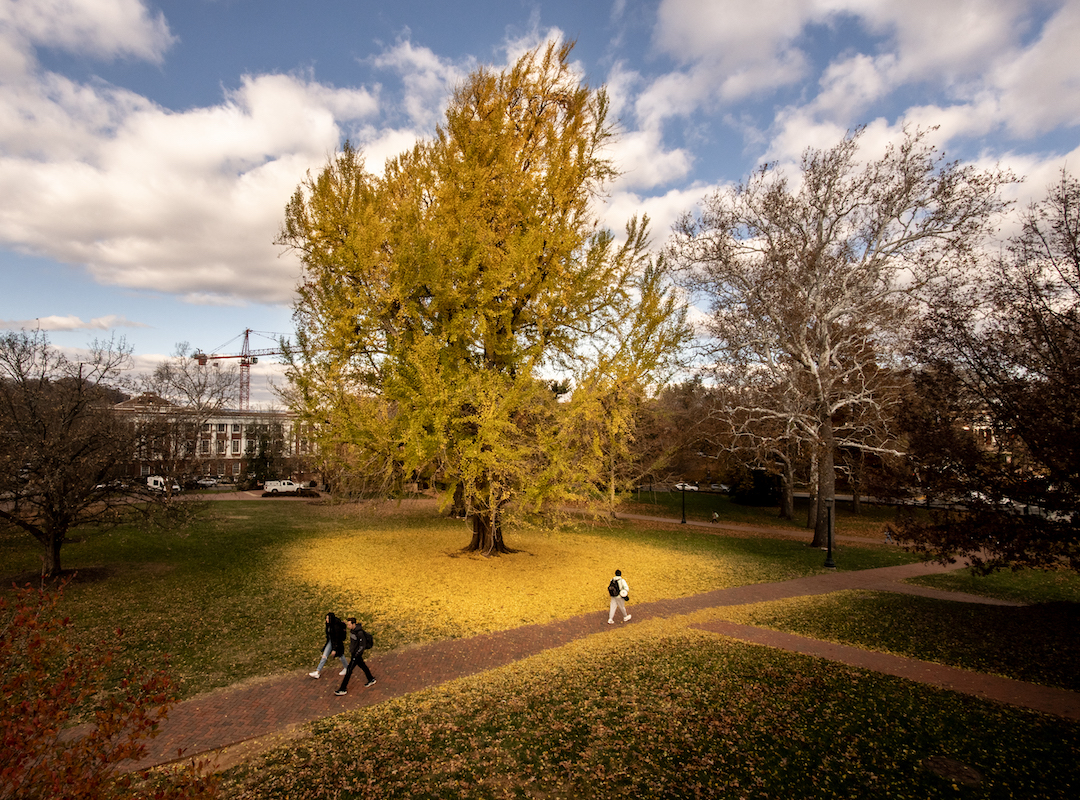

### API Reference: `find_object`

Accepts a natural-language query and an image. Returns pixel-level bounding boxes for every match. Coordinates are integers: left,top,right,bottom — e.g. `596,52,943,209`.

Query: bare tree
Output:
137,343,240,486
897,169,1080,572
702,378,812,520
669,127,1011,545
0,332,136,577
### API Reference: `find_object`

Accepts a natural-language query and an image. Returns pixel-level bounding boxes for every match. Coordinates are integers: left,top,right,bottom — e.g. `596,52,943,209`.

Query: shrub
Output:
0,583,219,800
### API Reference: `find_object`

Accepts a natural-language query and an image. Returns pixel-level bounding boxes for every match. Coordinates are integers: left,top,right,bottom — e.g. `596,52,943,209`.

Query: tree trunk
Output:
806,450,819,530
608,450,616,515
450,482,467,518
811,421,836,548
779,459,795,520
465,513,514,555
852,450,864,515
43,532,63,578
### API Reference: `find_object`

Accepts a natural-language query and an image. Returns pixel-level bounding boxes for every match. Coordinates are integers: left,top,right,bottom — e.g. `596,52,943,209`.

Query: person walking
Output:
309,612,349,678
607,569,631,624
335,617,376,696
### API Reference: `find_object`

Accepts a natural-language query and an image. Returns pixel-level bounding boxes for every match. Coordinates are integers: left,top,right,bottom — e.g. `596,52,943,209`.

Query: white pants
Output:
608,595,628,621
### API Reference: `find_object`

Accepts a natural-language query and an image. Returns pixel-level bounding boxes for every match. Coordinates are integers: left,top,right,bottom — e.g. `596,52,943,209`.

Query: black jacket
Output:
324,613,347,655
347,623,368,659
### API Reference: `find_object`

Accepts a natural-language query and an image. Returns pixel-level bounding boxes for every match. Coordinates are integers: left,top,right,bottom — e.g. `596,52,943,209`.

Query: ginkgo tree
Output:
278,42,689,553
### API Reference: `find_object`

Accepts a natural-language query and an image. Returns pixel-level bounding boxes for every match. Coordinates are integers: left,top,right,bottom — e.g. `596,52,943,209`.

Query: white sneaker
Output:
308,671,320,679
607,619,614,624
623,615,632,622
339,668,348,676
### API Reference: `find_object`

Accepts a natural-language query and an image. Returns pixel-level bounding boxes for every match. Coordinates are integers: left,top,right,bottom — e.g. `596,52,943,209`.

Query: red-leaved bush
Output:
0,583,219,800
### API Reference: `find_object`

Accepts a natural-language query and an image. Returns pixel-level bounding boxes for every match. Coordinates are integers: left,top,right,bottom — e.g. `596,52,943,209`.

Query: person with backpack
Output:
606,569,631,624
335,617,376,695
309,612,349,678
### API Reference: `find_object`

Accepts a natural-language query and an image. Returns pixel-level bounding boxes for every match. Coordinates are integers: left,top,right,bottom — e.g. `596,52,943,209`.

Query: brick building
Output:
112,393,317,486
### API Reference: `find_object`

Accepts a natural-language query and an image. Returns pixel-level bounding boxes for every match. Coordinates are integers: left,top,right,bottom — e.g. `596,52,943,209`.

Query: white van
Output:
147,476,180,493
263,480,299,494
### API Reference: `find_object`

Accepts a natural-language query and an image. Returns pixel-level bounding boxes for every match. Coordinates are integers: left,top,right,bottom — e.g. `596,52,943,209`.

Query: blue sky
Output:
2,0,1079,405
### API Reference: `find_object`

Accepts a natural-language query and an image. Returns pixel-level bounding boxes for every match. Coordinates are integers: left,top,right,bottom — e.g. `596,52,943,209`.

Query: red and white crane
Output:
193,329,286,411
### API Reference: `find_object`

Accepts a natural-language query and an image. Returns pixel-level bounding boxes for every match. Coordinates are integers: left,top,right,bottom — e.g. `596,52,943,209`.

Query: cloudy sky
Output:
2,0,1078,405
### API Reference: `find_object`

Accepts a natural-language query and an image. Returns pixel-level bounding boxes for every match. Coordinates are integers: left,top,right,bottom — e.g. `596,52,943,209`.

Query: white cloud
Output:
0,0,175,68
652,0,817,109
646,0,1071,158
609,128,693,189
994,0,1080,138
369,37,471,132
851,0,1035,85
809,53,895,120
600,183,722,244
1,313,146,331
0,68,379,305
654,0,812,72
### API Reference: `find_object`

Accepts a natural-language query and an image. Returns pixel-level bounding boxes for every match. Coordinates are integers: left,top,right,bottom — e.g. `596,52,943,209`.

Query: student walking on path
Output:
335,618,376,696
310,612,349,678
607,569,631,624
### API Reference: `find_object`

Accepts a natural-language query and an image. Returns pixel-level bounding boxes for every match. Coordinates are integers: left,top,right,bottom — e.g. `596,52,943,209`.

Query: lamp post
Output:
823,497,836,569
681,483,686,524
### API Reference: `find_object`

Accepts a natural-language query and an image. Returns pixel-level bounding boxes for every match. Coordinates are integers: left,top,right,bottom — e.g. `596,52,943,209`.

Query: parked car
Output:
674,482,699,491
147,476,181,493
196,477,219,488
263,480,300,494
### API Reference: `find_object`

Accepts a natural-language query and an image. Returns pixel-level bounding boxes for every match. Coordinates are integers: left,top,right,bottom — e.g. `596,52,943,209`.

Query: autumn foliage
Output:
0,583,218,800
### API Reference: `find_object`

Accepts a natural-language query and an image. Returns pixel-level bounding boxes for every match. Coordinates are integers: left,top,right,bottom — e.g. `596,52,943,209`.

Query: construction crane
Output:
193,329,287,411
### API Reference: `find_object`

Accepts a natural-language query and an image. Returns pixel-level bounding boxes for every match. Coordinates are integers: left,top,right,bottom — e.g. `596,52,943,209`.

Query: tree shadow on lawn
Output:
2,562,175,591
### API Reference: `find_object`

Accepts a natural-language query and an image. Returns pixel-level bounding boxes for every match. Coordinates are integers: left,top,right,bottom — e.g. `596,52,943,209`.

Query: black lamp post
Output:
823,497,836,569
681,483,686,524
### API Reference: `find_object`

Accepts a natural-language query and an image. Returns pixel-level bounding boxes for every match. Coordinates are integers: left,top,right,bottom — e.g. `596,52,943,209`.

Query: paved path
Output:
125,546,1079,773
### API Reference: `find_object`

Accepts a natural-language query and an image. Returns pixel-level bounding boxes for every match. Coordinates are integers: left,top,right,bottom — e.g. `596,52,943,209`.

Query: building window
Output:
233,462,241,476
201,440,210,454
217,423,226,432
217,439,226,454
232,423,240,432
232,439,240,454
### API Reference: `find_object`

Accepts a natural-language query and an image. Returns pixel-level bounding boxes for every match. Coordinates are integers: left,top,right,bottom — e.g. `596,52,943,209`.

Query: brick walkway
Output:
128,533,1079,772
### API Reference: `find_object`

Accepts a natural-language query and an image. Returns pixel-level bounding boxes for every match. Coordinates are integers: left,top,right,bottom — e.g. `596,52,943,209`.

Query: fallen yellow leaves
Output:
278,506,741,647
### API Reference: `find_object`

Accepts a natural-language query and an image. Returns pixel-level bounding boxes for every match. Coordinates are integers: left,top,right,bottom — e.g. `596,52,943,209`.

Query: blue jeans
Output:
316,641,348,671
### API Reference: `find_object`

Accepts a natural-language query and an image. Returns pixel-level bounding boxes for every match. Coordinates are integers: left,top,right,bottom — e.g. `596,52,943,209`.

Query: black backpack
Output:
607,578,620,597
363,627,374,649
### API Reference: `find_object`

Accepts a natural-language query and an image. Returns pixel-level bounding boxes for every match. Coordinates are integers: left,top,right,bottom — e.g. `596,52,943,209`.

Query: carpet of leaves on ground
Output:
274,499,872,650
219,621,1079,799
702,590,1080,692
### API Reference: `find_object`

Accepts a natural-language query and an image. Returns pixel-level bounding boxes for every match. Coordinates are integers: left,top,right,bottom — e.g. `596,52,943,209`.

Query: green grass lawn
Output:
620,490,905,538
3,498,1077,798
220,620,1080,800
909,565,1080,605
704,589,1080,691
